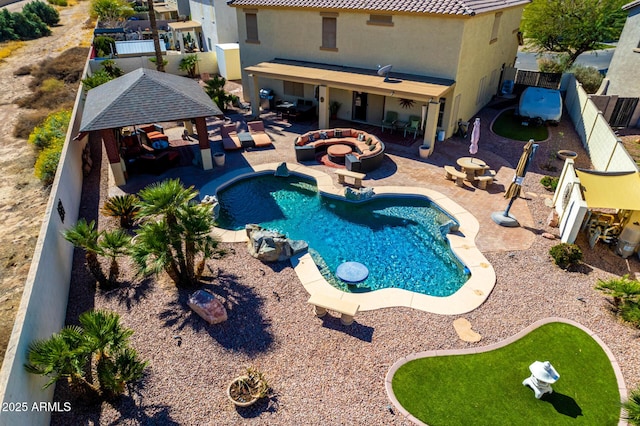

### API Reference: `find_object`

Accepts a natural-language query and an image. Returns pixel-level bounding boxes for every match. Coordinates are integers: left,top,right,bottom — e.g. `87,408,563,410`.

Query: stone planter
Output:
213,152,225,167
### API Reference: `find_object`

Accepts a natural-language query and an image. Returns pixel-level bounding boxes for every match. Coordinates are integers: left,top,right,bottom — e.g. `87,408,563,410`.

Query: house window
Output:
322,17,337,50
490,12,502,44
245,11,259,43
367,14,393,26
284,81,305,98
476,76,487,105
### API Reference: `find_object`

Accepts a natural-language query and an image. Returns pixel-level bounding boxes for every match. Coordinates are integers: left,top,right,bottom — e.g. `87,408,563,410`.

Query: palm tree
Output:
595,275,640,310
24,326,89,390
63,219,109,288
101,194,140,228
132,179,219,287
624,387,640,425
25,310,147,399
99,229,131,284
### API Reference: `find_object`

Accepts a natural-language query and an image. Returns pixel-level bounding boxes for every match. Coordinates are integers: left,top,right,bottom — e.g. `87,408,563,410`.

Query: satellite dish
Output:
377,64,393,82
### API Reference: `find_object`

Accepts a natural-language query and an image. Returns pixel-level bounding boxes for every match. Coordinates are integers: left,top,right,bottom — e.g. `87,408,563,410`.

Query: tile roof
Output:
80,68,223,132
228,0,530,16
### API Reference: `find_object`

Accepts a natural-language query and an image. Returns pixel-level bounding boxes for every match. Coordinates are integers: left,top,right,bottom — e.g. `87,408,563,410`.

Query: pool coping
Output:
384,317,628,426
201,162,496,315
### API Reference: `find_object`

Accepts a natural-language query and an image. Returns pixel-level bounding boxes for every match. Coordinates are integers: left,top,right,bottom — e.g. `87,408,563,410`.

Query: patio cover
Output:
576,169,640,210
244,58,455,101
168,21,202,31
79,68,223,132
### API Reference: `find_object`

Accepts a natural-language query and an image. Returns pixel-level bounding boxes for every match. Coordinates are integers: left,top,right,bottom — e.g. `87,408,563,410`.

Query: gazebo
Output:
79,67,223,185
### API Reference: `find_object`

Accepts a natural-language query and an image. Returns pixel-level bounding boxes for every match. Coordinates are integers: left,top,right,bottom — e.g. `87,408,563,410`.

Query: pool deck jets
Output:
202,162,496,316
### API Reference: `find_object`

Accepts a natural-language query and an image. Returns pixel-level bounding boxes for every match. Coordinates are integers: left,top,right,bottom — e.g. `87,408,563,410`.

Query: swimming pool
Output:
215,174,469,297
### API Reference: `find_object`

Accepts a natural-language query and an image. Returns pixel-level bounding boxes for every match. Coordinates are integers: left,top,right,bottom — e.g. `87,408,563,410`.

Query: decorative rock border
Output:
384,317,628,426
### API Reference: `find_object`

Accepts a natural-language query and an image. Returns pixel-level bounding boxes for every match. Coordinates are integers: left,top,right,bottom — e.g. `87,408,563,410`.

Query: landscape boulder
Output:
246,224,308,262
188,290,228,324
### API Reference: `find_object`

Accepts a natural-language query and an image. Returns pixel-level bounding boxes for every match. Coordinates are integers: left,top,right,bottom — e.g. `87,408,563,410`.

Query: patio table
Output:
457,157,488,181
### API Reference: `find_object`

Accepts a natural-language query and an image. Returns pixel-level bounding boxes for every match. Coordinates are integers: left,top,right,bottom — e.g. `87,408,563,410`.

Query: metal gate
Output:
514,70,562,89
609,97,639,128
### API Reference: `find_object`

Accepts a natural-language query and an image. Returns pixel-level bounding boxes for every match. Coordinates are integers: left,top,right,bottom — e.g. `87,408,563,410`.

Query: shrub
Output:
23,1,60,26
11,11,51,40
28,109,70,149
31,46,89,85
47,0,68,6
624,387,640,425
93,35,115,57
179,54,199,78
0,9,18,42
570,64,604,94
537,54,570,73
13,111,49,138
13,65,33,76
549,242,582,269
101,194,140,228
34,144,62,185
540,175,559,191
204,75,234,110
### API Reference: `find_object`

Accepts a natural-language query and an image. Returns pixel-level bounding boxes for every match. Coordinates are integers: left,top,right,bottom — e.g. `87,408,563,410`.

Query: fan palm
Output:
624,387,640,425
595,275,640,310
63,219,109,287
99,229,131,284
101,194,140,228
25,310,147,399
132,179,219,287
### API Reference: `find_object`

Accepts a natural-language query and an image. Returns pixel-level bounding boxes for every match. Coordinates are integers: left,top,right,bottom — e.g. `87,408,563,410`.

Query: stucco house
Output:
598,0,640,128
228,0,529,153
189,0,239,51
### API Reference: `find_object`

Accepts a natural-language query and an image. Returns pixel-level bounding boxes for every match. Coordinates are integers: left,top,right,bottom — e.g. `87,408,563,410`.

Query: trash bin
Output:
259,88,274,111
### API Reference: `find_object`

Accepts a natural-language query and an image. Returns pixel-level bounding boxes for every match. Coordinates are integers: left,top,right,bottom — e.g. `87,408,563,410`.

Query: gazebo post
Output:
194,117,212,170
100,129,126,186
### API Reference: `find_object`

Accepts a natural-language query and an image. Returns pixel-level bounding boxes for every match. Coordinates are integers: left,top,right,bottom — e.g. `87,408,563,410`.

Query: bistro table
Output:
457,157,488,180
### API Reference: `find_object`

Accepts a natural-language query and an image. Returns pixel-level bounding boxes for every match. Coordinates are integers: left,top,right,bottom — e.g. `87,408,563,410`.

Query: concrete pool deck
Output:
202,162,496,315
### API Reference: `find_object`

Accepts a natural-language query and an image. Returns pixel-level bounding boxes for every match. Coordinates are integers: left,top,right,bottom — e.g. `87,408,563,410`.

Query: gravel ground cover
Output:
51,120,640,425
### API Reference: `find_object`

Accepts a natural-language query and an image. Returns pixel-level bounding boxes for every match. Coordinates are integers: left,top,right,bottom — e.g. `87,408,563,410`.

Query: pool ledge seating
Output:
294,128,385,172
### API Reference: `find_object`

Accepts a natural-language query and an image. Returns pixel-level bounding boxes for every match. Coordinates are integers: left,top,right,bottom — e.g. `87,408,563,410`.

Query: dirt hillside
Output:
0,0,92,364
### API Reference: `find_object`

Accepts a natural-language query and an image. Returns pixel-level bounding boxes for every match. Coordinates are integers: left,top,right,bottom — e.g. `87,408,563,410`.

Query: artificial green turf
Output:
492,109,549,141
392,322,620,425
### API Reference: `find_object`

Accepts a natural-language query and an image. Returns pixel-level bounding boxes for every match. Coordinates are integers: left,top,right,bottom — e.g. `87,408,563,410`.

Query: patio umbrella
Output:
469,117,480,155
492,139,539,227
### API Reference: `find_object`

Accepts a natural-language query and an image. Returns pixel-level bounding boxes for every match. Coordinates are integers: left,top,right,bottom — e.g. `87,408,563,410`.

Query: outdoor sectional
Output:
294,128,385,172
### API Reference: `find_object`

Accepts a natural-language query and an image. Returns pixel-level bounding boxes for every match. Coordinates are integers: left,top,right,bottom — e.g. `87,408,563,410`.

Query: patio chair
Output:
381,111,398,133
404,115,421,138
221,123,242,151
247,121,273,148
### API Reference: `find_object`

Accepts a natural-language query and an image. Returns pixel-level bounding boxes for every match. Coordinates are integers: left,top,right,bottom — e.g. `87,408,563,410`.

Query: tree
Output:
179,54,199,78
0,9,18,42
522,0,627,67
204,75,234,110
63,219,130,288
146,0,165,72
25,310,147,399
23,1,60,26
131,179,220,287
90,0,134,28
11,11,50,40
101,194,140,228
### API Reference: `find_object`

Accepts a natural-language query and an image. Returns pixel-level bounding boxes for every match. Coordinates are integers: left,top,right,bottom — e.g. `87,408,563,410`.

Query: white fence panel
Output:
89,52,218,77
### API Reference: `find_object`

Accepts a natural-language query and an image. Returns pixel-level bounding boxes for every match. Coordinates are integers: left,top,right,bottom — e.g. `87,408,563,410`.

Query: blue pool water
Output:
215,175,469,296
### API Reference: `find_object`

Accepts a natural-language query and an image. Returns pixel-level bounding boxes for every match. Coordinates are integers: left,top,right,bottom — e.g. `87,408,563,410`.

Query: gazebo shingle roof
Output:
227,0,530,16
80,68,223,132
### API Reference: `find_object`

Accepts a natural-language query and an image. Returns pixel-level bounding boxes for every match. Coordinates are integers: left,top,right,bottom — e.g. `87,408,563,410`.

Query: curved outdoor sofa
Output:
294,128,385,172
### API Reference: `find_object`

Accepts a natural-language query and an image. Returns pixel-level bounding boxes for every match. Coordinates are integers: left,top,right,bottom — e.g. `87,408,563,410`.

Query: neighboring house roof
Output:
228,0,530,16
245,58,455,100
115,40,166,57
80,68,223,132
623,0,640,10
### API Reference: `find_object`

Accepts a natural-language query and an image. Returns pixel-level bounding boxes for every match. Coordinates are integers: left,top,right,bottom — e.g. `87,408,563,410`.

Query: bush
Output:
93,35,115,58
11,11,51,40
549,243,582,269
34,143,62,185
623,387,640,425
30,47,90,86
13,65,33,76
0,9,18,42
537,54,570,73
28,109,70,149
570,64,603,94
13,111,49,138
47,0,68,6
540,175,559,191
179,54,199,78
23,1,60,26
